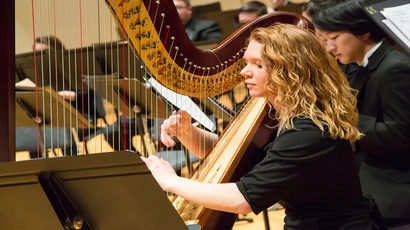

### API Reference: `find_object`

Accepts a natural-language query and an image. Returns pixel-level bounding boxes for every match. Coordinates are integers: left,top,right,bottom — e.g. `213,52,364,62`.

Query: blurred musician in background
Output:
301,0,334,22
142,24,380,229
268,0,307,14
235,1,268,28
313,1,410,228
173,0,223,42
34,35,66,52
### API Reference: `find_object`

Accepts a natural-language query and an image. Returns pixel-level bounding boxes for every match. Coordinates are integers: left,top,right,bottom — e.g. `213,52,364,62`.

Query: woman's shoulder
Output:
274,118,336,148
283,117,324,135
266,117,351,163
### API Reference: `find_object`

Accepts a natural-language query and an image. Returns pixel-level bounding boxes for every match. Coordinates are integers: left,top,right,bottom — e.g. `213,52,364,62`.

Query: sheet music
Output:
381,3,410,48
15,78,36,87
147,78,216,132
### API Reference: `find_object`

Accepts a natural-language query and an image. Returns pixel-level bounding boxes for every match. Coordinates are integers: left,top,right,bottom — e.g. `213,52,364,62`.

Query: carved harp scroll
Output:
105,0,311,97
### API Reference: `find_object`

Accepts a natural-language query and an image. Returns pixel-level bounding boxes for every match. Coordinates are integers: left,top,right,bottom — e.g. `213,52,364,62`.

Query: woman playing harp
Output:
142,24,376,229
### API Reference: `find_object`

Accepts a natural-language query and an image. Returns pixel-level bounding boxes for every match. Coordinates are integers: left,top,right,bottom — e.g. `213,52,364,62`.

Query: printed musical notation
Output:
380,3,410,49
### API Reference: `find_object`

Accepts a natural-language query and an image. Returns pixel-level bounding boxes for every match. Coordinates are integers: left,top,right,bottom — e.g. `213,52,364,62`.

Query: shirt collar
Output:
360,41,383,67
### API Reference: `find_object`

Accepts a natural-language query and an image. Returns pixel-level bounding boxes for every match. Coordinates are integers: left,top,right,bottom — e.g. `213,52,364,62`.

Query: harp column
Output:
0,0,16,162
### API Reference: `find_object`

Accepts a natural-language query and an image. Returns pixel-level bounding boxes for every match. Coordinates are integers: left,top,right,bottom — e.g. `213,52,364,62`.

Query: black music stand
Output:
0,151,190,230
15,86,94,157
93,41,146,82
362,0,410,55
84,75,175,155
15,51,70,91
84,75,173,119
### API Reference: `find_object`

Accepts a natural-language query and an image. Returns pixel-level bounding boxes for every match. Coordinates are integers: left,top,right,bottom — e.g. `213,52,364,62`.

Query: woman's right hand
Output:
160,110,192,147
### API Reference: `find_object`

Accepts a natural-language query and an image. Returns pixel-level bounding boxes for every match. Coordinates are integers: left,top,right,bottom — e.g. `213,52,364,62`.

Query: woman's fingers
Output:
161,128,176,147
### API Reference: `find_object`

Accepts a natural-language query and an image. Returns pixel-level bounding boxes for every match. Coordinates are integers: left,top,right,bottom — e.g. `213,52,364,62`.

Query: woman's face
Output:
241,40,274,103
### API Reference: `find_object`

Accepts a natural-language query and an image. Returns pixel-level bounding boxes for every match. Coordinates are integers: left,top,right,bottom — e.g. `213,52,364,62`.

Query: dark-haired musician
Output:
313,0,410,228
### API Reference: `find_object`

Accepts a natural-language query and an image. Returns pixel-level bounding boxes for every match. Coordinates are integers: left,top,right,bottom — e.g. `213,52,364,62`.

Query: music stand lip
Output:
0,151,188,230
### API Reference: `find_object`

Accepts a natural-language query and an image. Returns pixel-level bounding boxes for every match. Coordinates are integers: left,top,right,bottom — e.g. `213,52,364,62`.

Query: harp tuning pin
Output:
189,62,193,65
175,46,179,50
161,13,165,17
171,36,175,40
184,58,188,61
166,25,170,29
207,67,210,70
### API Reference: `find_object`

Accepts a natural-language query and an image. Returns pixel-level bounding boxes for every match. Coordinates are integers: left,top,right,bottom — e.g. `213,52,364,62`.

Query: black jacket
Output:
184,18,223,42
351,41,410,219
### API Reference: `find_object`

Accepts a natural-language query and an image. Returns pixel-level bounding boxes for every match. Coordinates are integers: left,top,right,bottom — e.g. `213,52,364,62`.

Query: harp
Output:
3,0,312,229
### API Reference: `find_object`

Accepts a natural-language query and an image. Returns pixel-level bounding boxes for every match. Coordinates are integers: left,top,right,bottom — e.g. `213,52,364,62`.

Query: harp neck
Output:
105,0,312,97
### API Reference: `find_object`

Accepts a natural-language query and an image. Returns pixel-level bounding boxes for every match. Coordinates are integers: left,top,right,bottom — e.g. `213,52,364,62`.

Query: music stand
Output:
15,51,70,91
84,76,173,119
84,76,175,155
15,86,94,129
362,0,410,55
60,47,106,91
0,151,189,230
15,86,94,157
93,41,146,82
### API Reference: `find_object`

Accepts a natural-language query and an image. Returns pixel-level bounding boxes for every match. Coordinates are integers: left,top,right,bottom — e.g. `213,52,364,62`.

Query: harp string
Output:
24,0,238,172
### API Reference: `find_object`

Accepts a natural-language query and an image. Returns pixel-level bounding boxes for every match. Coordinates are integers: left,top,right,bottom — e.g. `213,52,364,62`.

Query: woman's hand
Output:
160,110,192,147
141,154,179,191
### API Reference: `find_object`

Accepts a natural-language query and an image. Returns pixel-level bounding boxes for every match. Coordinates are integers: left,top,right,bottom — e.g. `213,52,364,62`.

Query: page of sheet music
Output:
147,78,216,132
15,78,36,88
381,3,410,48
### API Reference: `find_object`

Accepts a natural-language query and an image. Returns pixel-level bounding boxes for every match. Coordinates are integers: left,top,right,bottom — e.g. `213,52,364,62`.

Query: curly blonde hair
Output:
249,24,361,141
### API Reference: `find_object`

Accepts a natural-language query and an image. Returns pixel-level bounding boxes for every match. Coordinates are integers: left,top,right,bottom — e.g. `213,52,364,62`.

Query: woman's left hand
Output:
141,155,179,191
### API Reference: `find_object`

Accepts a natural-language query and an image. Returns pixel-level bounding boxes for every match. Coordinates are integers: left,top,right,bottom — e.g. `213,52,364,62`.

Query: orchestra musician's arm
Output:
142,154,252,214
160,110,218,158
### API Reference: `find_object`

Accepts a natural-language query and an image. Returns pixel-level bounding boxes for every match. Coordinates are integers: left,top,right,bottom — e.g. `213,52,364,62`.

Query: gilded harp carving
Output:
104,0,311,97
